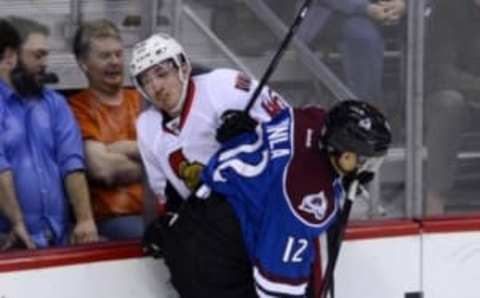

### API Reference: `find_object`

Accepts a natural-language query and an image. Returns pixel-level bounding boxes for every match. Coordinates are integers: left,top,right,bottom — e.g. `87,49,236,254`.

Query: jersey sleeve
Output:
49,91,86,177
207,69,290,123
137,110,167,197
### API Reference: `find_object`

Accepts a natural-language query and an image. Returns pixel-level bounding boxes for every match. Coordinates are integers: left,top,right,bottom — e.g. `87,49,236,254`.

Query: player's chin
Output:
162,104,177,116
152,98,169,113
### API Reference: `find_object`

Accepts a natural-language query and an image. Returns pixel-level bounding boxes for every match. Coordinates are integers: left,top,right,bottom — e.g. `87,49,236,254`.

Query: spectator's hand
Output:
216,110,257,144
380,0,406,25
70,219,99,245
179,161,204,191
366,3,389,23
107,140,141,161
1,223,36,250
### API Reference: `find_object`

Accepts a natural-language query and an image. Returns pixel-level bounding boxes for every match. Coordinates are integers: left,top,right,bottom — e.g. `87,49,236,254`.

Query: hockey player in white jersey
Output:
131,33,289,206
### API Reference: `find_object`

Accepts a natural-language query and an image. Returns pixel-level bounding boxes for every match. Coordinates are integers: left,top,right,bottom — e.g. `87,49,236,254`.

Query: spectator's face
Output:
138,60,186,117
20,33,48,83
82,37,123,93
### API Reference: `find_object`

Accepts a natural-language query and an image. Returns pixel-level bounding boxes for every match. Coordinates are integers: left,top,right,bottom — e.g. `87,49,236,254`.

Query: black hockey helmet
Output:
322,100,392,157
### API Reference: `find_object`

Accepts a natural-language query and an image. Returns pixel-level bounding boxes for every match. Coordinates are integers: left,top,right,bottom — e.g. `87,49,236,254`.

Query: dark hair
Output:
72,19,121,61
5,16,49,44
0,19,21,60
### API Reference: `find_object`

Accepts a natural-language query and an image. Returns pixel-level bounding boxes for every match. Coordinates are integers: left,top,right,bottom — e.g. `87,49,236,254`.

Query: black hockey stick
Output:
244,0,314,113
319,180,360,298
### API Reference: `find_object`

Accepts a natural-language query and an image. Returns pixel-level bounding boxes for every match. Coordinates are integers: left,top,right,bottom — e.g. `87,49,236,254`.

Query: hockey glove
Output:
142,213,178,258
179,161,204,191
356,156,385,185
216,110,257,143
343,156,385,195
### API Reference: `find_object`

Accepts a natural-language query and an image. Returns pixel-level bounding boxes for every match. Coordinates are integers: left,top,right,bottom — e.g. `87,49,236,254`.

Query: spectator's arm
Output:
0,171,35,249
0,129,34,249
64,171,98,244
84,140,143,186
382,0,406,24
107,140,142,161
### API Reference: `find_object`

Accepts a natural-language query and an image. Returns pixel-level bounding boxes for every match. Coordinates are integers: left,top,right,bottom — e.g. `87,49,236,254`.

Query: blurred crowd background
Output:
1,0,479,250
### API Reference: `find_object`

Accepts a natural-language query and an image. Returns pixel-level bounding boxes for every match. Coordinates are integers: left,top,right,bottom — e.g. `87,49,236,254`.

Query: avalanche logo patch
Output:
298,191,328,221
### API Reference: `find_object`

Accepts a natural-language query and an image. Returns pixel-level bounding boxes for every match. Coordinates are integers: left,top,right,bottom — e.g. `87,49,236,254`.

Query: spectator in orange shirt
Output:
69,19,144,240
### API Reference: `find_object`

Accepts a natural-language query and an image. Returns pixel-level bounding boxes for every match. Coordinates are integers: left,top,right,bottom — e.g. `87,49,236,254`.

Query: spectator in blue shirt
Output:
0,17,98,249
0,19,34,249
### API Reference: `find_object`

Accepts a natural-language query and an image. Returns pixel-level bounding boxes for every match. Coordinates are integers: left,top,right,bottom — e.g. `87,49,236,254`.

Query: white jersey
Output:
137,68,289,200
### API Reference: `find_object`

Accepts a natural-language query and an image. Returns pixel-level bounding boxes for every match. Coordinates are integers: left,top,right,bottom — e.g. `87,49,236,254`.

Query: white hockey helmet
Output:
130,33,191,111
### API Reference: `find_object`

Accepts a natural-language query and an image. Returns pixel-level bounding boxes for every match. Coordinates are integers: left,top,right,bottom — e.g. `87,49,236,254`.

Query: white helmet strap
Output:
168,56,190,117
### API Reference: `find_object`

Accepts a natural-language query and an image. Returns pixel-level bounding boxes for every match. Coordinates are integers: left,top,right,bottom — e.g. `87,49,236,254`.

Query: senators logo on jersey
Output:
234,72,252,92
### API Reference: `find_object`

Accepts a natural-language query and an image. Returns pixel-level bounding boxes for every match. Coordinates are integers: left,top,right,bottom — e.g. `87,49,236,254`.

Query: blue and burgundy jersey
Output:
202,107,345,297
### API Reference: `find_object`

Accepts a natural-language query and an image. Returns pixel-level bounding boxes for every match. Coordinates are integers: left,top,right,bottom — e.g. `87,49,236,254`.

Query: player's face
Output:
82,37,124,94
139,60,185,117
331,151,361,176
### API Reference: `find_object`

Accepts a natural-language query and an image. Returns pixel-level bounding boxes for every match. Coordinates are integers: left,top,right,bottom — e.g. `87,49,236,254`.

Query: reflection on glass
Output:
425,0,480,216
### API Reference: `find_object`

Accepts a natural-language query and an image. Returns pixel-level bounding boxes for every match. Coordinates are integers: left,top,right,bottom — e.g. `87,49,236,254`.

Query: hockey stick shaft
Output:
244,0,314,113
319,180,359,298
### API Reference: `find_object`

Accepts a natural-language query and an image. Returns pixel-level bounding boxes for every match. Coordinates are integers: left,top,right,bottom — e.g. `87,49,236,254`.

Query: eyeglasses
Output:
138,60,175,87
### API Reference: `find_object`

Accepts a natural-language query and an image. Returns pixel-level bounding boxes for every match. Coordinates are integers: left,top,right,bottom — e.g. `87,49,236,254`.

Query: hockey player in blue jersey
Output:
143,100,391,298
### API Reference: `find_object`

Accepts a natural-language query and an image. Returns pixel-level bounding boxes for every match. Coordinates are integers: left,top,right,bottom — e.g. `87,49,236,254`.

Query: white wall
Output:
422,230,480,298
336,236,421,298
1,229,480,298
0,258,178,298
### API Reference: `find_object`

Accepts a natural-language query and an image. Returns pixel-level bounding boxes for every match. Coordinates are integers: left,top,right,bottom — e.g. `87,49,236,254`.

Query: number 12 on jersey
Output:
282,236,308,263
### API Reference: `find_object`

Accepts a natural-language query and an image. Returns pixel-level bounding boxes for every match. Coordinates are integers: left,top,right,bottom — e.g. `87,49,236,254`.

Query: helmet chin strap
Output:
169,64,190,117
